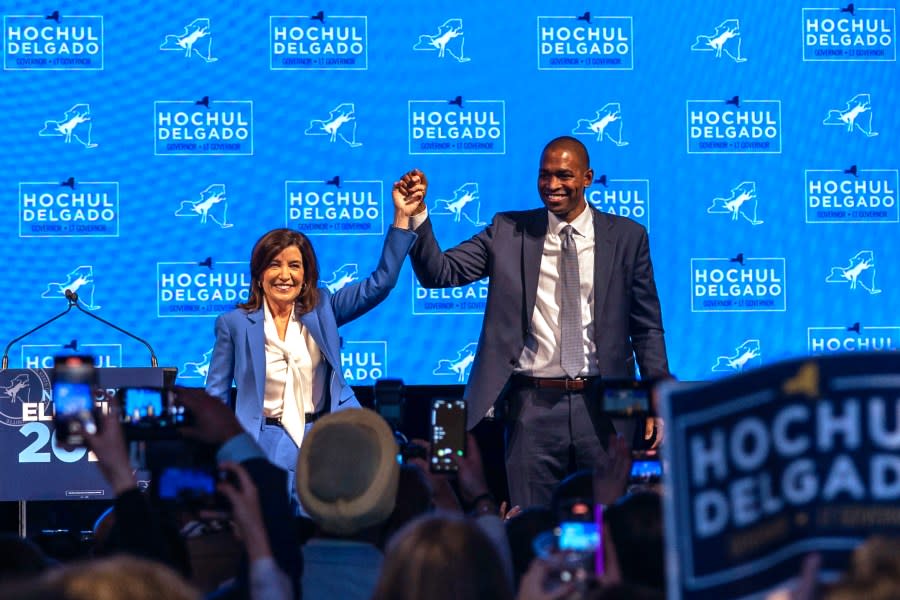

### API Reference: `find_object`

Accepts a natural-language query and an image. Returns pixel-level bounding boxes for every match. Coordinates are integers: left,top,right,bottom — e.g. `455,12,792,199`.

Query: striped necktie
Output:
559,225,583,378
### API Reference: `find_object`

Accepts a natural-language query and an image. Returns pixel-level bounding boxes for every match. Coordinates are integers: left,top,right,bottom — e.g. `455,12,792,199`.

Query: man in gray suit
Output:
395,136,669,507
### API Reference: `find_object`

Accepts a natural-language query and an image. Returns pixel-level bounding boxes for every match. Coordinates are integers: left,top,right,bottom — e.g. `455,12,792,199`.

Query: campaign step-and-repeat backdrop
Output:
1,1,897,394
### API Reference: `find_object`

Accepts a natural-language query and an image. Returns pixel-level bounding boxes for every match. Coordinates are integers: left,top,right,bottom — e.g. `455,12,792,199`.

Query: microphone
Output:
1,295,77,369
64,290,159,367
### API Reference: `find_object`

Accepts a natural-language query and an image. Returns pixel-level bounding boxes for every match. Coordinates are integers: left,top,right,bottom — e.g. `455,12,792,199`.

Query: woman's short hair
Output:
372,513,513,600
239,228,319,314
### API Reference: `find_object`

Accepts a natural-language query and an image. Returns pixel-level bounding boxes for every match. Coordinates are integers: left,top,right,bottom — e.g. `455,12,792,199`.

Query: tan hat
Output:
296,408,400,536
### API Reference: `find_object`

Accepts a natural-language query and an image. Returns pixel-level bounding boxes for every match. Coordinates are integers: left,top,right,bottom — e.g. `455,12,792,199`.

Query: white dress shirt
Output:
517,205,598,377
262,301,325,427
410,203,599,378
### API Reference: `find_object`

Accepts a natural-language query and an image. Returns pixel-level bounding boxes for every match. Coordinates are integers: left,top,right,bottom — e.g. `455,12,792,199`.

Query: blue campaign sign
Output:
0,1,897,389
0,367,174,501
0,367,172,501
659,352,900,599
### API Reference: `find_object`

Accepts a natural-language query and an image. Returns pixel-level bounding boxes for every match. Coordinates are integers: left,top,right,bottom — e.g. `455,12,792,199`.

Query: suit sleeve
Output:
628,228,670,378
205,313,236,405
330,226,417,326
409,215,493,288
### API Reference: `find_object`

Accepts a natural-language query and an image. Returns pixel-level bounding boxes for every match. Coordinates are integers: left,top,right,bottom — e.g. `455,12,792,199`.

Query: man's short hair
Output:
542,135,591,169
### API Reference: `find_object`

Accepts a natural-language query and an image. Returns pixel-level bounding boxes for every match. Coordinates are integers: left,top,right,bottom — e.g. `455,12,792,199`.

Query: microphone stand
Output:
5,297,81,539
0,291,158,369
64,290,158,367
1,297,77,369
8,291,157,540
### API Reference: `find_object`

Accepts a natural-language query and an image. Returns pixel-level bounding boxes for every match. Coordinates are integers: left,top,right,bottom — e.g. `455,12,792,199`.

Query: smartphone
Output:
52,354,98,446
374,378,405,431
429,399,466,473
155,466,230,511
629,459,663,484
557,507,603,577
602,379,659,452
557,521,600,552
119,387,191,439
601,380,652,416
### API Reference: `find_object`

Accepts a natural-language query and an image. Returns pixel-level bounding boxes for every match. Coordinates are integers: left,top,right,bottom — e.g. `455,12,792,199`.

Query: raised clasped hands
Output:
392,168,429,218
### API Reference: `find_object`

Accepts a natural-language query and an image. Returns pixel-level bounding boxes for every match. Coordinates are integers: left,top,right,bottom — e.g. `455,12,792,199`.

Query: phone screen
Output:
52,355,97,445
122,387,164,423
120,387,190,439
629,459,662,484
156,465,232,511
602,385,650,416
558,521,600,552
157,466,215,498
429,399,466,473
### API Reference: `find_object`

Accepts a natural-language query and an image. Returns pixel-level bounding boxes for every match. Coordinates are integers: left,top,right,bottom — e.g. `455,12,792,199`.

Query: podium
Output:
0,367,177,534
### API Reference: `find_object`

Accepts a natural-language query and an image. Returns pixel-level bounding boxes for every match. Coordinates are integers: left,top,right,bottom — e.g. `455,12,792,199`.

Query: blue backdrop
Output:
1,0,897,389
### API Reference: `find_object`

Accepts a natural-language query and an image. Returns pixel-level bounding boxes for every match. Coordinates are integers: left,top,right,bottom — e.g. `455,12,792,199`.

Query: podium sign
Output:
0,367,176,501
659,353,900,600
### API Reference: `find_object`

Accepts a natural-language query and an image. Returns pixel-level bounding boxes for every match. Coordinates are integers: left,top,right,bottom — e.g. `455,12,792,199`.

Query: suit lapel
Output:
592,208,616,334
245,309,266,406
522,210,548,325
299,305,334,367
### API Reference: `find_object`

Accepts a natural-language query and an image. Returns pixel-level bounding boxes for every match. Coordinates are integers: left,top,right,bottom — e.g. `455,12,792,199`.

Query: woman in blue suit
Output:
205,199,418,499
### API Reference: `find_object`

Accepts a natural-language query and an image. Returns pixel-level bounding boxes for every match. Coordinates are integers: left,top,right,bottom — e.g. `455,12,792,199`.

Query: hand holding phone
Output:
551,501,603,585
119,387,192,439
429,399,467,473
52,354,98,446
83,389,136,495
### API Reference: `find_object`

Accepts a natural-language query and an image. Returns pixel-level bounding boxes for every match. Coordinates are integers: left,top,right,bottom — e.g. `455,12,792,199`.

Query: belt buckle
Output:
565,378,579,391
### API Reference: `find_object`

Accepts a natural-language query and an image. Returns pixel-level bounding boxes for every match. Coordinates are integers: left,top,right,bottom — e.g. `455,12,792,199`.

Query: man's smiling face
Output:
537,140,593,223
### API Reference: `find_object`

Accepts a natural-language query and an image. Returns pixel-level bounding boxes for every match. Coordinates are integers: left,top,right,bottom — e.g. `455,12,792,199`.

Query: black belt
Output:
265,412,324,427
511,374,599,392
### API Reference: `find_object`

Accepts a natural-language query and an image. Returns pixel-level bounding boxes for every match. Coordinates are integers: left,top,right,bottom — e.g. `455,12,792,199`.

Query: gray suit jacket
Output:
410,206,669,428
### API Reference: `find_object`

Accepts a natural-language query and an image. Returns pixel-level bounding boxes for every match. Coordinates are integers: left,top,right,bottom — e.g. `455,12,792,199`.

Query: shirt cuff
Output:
410,207,429,230
217,432,265,463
